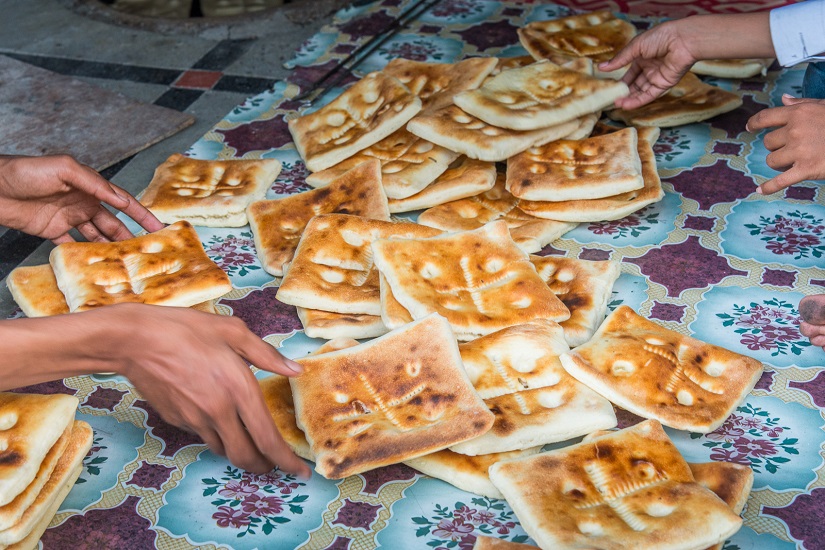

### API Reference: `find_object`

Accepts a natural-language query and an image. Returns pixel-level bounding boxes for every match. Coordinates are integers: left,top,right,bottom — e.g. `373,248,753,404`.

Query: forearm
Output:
674,12,775,61
0,313,122,390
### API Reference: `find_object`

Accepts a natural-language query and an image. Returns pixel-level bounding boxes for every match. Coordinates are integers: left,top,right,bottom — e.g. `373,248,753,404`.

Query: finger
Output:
225,318,304,375
747,106,791,132
600,37,640,72
620,61,642,88
800,321,815,338
198,426,227,458
91,206,135,241
811,334,825,348
218,408,275,474
51,232,76,246
57,159,132,210
109,183,165,233
76,220,110,243
758,166,805,195
765,148,795,172
237,377,312,478
782,93,820,106
761,128,787,151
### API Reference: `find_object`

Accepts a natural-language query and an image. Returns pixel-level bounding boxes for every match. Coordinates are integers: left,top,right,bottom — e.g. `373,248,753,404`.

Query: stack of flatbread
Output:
7,221,230,316
0,393,92,548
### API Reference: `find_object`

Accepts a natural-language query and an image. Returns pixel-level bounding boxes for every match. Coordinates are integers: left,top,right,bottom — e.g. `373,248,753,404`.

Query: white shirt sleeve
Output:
770,0,825,66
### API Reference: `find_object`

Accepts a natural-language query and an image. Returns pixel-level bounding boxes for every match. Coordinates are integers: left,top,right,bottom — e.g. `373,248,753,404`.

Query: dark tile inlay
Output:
5,53,180,85
754,370,775,391
789,370,825,407
761,268,797,287
683,215,715,231
712,142,742,155
666,159,756,210
153,88,204,112
325,536,353,550
214,75,277,94
457,20,519,51
811,279,825,287
332,498,382,530
650,302,686,322
40,495,156,549
785,186,817,201
192,39,255,71
127,461,175,490
84,387,127,412
763,488,825,550
579,248,611,261
418,25,443,34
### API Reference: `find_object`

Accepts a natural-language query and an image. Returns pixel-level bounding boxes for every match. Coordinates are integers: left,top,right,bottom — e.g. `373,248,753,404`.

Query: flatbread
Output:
288,72,422,172
489,420,743,550
290,314,494,478
418,174,577,254
517,126,663,222
563,111,600,140
473,536,537,549
259,375,314,461
404,446,542,499
379,271,414,330
483,55,538,85
388,157,497,214
371,221,570,340
382,57,498,112
691,58,772,79
0,393,79,508
530,255,622,347
247,160,391,277
276,214,441,315
6,265,69,318
407,104,581,163
139,154,280,227
296,307,388,340
560,306,764,433
304,128,459,200
607,72,743,127
453,61,628,131
0,420,92,547
49,221,232,312
507,127,643,201
450,321,615,455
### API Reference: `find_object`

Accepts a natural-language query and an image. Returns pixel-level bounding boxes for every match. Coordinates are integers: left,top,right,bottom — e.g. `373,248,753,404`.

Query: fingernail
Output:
756,186,764,194
598,62,608,68
113,188,130,202
745,123,751,132
782,93,795,99
298,467,312,480
286,359,304,374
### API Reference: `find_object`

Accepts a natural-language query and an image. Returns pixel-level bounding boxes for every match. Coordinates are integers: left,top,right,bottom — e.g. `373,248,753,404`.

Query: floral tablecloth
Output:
18,1,825,549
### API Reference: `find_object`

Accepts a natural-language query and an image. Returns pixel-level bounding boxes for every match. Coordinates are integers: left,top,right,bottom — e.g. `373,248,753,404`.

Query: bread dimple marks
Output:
676,389,694,407
341,229,365,247
334,392,349,404
577,521,605,537
537,389,564,409
143,242,164,254
405,361,422,377
452,113,472,124
0,412,17,431
645,502,676,517
611,360,636,376
321,269,345,284
420,262,441,279
704,360,725,377
646,342,725,397
512,297,532,309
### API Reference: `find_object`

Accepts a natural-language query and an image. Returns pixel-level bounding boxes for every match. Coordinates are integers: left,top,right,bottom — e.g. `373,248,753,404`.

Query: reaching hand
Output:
600,20,697,110
747,95,825,194
0,155,163,244
89,304,312,477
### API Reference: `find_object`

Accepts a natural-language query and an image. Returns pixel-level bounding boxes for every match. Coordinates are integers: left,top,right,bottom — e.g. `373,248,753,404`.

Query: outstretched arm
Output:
0,304,312,478
0,155,164,243
601,13,775,110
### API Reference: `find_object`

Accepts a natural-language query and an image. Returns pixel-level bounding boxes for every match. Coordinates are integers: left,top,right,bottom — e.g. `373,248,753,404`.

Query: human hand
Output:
0,155,163,244
747,95,825,194
97,304,312,477
599,20,697,110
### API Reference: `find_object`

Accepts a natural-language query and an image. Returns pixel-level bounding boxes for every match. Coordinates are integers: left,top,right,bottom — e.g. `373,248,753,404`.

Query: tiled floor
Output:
0,0,337,306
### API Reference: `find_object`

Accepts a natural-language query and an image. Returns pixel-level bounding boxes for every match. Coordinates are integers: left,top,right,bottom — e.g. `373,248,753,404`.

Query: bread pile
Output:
0,393,91,549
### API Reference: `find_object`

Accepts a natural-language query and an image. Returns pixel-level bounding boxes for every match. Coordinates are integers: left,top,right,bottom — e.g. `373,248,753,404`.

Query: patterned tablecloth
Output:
16,1,825,549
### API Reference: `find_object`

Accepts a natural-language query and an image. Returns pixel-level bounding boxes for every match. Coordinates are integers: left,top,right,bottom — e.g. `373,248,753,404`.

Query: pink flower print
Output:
454,506,478,524
588,223,620,235
242,471,285,486
785,233,819,247
472,510,496,524
459,534,478,550
213,506,252,528
495,521,516,535
741,333,776,351
766,241,799,255
709,446,751,465
616,216,641,228
433,519,474,540
707,424,745,441
219,480,260,500
734,436,778,458
736,314,771,328
241,494,285,517
765,426,785,438
763,223,794,236
762,325,801,342
739,416,764,430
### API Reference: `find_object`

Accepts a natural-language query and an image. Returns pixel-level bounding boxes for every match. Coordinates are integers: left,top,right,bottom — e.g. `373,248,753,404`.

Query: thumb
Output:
781,93,819,106
600,45,634,72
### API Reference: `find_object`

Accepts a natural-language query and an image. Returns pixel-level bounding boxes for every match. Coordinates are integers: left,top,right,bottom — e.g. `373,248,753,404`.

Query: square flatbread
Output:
530,255,622,347
248,160,390,277
276,214,441,315
560,306,764,433
407,104,581,163
382,57,498,112
371,221,570,340
418,173,577,254
388,157,497,214
290,314,495,478
6,265,69,318
506,127,643,202
404,446,542,499
691,58,772,79
296,307,388,340
0,420,93,548
49,221,232,312
483,55,539,85
304,128,459,200
607,72,743,127
453,61,628,131
259,375,314,461
288,72,422,172
139,154,281,227
449,320,616,455
379,271,414,330
489,420,743,550
0,392,79,508
517,126,662,222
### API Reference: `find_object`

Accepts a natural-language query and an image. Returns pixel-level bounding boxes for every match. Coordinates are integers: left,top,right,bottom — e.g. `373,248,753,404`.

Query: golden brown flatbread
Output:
530,255,622,347
418,174,577,254
288,72,422,172
304,128,459,200
690,58,772,79
259,375,313,461
49,221,232,312
454,61,628,130
296,307,388,340
379,271,414,331
517,125,662,222
507,127,643,201
560,306,764,433
276,214,441,315
388,157,497,214
489,420,743,550
371,221,570,340
6,265,69,318
290,314,494,478
607,72,743,127
247,160,390,277
139,154,280,227
382,57,498,112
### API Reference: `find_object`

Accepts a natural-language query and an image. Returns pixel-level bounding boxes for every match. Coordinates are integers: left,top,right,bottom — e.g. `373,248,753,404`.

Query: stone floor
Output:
0,0,350,315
